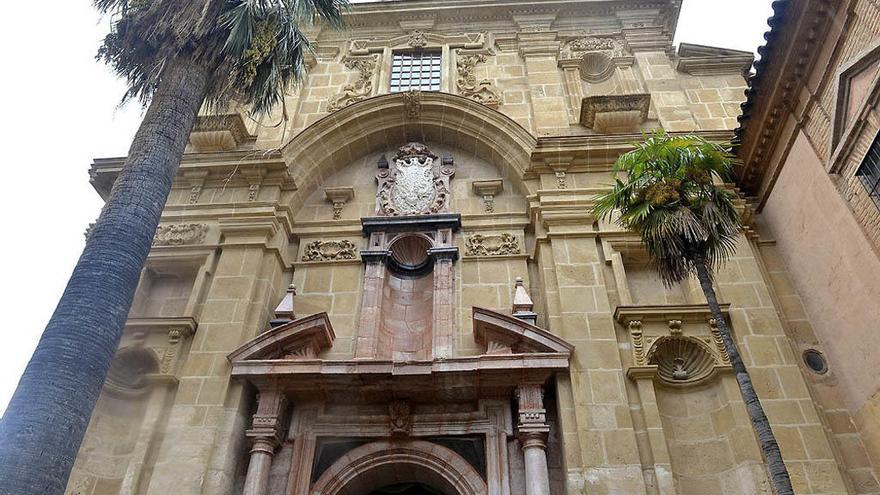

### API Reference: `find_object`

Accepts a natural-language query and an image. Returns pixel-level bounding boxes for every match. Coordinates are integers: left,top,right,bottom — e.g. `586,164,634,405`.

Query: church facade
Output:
67,0,880,494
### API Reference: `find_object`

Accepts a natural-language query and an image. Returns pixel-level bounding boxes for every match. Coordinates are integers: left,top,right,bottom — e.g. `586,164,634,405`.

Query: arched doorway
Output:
310,440,487,495
368,483,446,495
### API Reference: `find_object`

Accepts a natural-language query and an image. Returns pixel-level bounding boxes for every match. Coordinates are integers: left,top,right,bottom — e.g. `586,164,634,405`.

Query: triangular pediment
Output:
228,313,335,362
472,307,573,355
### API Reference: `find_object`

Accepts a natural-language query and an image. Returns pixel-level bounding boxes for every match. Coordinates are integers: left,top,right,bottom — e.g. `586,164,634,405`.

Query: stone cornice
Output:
90,150,296,200
734,0,838,203
613,303,731,324
336,0,679,43
528,130,734,176
675,43,754,76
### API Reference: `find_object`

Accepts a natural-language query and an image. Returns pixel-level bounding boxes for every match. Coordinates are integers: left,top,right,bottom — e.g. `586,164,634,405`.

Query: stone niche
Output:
351,142,462,361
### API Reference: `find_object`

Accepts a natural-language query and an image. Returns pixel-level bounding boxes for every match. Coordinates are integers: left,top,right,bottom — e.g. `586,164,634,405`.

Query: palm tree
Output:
592,132,794,495
0,1,346,493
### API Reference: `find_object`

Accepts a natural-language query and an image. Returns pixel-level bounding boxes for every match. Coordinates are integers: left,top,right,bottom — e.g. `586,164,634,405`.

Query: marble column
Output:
242,389,287,495
517,384,552,495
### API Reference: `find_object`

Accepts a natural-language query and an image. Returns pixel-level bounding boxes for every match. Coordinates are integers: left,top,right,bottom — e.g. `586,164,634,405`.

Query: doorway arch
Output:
310,439,488,495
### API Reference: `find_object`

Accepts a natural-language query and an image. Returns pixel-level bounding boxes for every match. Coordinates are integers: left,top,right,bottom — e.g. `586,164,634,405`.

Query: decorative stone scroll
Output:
464,233,521,257
328,54,378,112
456,51,501,107
302,240,358,262
376,142,455,216
153,223,208,246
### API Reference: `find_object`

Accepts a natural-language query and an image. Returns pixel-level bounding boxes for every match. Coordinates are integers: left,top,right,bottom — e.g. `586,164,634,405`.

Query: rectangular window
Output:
856,131,880,209
390,51,441,93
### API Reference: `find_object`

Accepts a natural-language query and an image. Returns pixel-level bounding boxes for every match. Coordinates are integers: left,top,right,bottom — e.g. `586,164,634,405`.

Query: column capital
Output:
246,429,281,455
518,430,549,450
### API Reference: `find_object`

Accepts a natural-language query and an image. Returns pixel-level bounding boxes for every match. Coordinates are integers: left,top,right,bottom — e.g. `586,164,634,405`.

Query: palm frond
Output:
591,131,742,285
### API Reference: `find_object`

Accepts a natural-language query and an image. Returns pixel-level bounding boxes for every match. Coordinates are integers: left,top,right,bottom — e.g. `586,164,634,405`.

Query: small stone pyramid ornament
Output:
269,284,296,328
512,277,538,325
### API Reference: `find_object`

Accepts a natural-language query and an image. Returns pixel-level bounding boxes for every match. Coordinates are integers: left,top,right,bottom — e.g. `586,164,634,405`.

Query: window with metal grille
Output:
390,51,441,93
856,131,880,209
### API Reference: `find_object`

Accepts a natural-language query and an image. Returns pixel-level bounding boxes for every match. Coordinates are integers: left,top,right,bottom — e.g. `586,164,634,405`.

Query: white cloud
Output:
0,0,774,414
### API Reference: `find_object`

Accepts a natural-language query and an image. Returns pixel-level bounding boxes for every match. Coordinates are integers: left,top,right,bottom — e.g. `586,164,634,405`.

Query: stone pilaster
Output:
355,247,389,359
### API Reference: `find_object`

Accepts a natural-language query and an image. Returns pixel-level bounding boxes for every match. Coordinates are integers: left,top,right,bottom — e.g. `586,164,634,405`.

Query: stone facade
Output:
66,0,879,494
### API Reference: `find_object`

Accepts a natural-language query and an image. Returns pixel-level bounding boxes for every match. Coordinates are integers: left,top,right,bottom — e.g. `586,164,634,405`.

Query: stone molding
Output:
310,439,489,495
464,233,521,257
301,239,358,262
90,151,297,202
346,32,489,56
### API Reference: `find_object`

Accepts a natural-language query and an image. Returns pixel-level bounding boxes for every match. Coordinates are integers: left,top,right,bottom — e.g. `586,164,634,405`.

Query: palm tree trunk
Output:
692,255,794,495
0,54,211,495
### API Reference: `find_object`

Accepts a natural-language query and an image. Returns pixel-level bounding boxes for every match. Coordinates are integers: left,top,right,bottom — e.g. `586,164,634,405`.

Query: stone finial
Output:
512,277,538,325
269,285,296,328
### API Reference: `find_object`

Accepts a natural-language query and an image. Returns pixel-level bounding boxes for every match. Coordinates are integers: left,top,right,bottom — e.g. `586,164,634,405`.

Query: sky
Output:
0,0,775,415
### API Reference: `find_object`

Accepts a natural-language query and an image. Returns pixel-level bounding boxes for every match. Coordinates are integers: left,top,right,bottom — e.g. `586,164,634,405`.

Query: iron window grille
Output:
856,130,880,209
390,51,441,93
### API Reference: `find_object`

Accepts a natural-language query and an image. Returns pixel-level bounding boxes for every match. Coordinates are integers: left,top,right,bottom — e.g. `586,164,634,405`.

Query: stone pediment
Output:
472,307,573,355
227,313,335,362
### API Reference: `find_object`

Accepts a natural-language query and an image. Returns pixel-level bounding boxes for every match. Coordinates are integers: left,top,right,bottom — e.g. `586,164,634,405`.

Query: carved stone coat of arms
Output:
376,142,455,216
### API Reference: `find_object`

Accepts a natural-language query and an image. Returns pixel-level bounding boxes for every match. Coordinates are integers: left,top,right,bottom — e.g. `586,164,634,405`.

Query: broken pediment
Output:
472,307,573,355
228,313,335,362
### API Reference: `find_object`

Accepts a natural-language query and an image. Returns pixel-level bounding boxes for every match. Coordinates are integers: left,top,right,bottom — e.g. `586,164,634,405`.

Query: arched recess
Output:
281,92,537,208
310,439,488,495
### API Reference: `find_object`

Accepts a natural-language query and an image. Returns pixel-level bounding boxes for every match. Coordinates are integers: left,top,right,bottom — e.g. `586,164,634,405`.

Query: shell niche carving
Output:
646,337,717,385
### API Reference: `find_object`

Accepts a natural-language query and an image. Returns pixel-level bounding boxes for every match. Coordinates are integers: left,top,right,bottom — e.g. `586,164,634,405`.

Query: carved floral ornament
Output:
455,51,501,107
328,54,379,112
153,223,208,246
376,142,455,216
464,233,521,257
302,240,358,262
